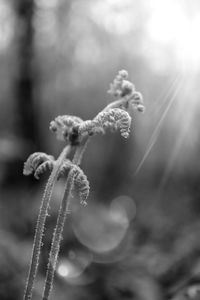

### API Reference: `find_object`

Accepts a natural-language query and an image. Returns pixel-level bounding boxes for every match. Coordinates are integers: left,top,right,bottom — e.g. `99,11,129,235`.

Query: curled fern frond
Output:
107,70,145,114
95,108,132,138
49,115,83,143
130,91,145,112
23,152,55,178
58,161,90,205
57,159,73,179
108,69,135,98
72,165,90,206
34,160,55,180
78,119,105,136
108,69,129,97
78,108,131,139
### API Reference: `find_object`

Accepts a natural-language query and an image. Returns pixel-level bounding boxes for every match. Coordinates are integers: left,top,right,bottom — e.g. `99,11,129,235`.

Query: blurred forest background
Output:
1,0,200,299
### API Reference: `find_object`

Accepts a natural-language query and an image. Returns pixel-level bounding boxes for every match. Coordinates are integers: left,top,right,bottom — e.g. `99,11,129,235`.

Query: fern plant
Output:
23,70,144,300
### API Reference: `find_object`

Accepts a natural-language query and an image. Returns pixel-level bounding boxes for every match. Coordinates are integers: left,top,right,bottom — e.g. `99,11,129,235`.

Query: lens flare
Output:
72,203,129,253
56,250,93,284
57,263,70,277
110,195,137,222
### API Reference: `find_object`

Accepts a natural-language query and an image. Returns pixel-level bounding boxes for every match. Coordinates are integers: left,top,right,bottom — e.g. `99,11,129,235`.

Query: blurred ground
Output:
1,0,200,299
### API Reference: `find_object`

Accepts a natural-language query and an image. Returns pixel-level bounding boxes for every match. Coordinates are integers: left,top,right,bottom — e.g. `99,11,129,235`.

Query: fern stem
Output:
23,145,71,300
42,138,89,300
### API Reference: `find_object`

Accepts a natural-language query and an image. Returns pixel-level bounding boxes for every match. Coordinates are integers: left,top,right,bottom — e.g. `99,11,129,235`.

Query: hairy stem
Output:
42,138,89,300
103,98,127,111
23,145,71,300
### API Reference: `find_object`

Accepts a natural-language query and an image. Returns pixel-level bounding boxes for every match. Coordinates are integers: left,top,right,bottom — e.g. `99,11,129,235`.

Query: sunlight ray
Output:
135,75,184,175
153,73,181,116
159,133,185,188
146,74,182,153
159,76,196,187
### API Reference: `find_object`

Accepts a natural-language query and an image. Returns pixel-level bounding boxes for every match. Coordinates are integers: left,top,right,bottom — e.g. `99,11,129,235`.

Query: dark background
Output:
1,0,200,299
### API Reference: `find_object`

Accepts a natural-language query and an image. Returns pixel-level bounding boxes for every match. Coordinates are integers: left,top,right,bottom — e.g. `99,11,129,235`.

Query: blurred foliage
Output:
1,0,200,299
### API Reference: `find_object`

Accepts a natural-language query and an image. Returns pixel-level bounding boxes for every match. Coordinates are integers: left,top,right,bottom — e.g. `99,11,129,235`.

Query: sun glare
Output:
147,1,200,70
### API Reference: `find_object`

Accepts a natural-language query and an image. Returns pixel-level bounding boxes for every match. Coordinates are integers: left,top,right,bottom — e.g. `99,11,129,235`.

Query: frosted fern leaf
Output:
50,115,83,142
58,160,90,206
57,159,73,179
34,160,55,179
108,69,130,97
129,91,145,112
23,152,55,179
107,70,145,113
73,165,90,206
78,108,131,139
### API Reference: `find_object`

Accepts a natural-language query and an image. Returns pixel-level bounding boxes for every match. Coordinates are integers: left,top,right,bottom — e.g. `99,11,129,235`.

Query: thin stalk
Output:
103,98,126,111
24,145,72,300
42,138,89,300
